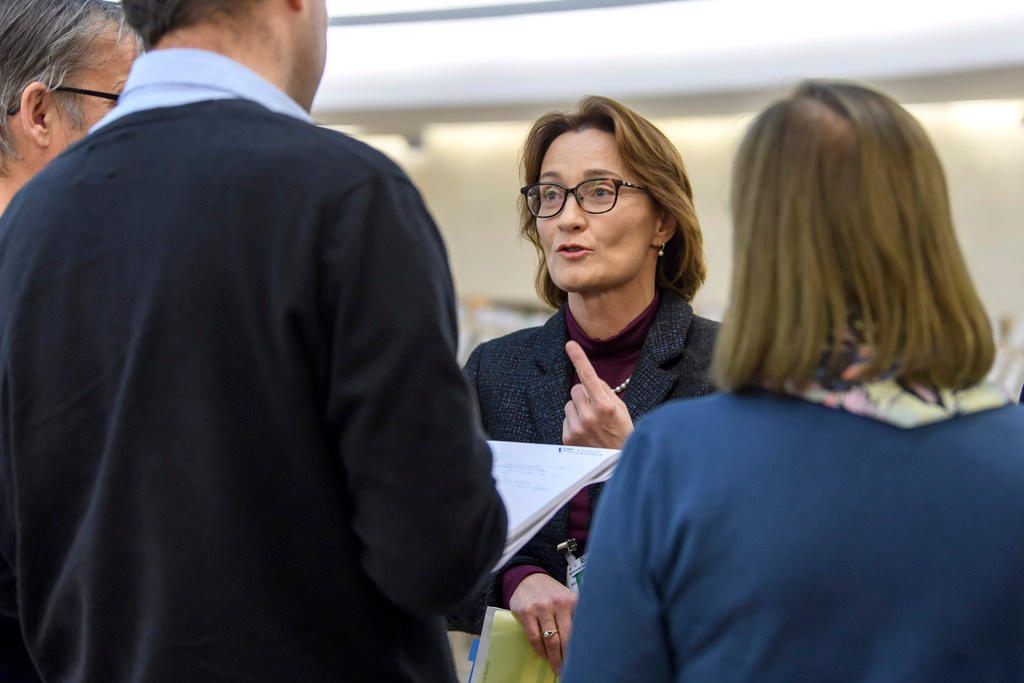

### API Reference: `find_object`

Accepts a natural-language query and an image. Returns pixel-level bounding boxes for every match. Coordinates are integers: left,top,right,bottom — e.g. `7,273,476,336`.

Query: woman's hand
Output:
562,340,634,449
509,572,578,675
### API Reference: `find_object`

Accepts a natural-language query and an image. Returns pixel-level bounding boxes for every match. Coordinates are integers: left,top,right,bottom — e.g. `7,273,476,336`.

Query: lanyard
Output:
558,538,586,594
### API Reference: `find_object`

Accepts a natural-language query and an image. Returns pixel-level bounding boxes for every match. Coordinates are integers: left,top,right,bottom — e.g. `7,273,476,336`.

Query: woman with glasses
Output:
449,96,718,674
562,81,1024,682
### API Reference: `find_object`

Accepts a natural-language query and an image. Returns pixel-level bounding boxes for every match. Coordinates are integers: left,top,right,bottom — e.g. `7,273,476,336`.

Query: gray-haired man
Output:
0,2,137,680
0,0,138,215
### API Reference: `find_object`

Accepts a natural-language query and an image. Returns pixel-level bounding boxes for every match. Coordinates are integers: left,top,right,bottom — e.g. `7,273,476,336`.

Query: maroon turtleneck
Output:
501,292,659,607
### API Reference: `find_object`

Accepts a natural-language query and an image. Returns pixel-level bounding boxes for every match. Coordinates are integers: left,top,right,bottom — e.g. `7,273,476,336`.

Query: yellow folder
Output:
472,607,559,683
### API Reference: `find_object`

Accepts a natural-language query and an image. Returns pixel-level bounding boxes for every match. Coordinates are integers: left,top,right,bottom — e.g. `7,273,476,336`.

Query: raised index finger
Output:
565,340,609,398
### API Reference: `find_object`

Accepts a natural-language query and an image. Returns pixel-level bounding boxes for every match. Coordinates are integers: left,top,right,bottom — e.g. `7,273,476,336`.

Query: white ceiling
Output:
326,0,550,17
313,0,1024,131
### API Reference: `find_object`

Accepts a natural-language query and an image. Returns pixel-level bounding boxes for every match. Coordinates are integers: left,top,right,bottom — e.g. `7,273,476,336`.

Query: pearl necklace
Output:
612,377,631,395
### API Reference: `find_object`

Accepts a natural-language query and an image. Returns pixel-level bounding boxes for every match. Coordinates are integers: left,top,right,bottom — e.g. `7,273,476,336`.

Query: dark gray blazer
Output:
449,290,719,633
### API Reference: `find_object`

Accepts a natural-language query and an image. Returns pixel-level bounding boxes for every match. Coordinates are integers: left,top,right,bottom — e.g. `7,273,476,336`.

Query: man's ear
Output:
15,82,56,151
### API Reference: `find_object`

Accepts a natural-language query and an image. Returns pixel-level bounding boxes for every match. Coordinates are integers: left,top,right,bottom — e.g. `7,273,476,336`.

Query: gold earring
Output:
657,243,665,257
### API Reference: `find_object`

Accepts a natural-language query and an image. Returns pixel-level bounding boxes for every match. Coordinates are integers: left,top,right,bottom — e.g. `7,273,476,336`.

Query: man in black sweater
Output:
0,1,507,681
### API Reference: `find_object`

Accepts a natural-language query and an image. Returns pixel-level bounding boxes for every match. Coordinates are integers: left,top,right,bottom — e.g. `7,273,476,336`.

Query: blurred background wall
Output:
313,0,1024,393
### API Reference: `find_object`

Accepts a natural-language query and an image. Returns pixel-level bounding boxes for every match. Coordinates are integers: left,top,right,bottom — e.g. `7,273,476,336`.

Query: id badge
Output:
566,553,586,594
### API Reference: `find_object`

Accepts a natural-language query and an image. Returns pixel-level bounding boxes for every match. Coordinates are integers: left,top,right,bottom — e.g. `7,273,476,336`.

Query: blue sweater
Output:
563,392,1024,682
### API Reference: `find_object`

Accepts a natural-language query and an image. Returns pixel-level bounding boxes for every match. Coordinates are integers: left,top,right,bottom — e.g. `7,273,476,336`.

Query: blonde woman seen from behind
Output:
563,81,1024,682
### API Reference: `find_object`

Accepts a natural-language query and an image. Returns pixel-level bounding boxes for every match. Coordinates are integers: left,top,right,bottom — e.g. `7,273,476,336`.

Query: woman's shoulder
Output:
654,291,720,349
638,392,754,431
685,313,721,359
472,325,546,357
690,313,721,338
466,309,565,366
464,312,567,438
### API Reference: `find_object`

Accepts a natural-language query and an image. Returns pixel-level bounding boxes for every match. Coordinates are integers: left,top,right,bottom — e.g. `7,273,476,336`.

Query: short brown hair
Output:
519,95,707,309
122,0,261,50
713,81,994,391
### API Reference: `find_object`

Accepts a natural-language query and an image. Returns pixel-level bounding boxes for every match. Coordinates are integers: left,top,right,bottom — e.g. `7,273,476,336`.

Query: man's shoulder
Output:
296,117,407,181
89,99,410,187
219,100,410,184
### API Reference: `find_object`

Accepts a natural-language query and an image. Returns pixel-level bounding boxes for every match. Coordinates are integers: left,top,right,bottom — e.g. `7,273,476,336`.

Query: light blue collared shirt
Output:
93,48,312,131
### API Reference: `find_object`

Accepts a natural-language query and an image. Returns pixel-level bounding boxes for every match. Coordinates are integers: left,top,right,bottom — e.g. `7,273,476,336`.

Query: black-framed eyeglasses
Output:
520,178,649,218
5,86,120,117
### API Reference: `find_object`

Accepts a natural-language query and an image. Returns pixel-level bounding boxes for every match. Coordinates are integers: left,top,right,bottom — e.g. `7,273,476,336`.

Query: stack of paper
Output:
488,440,620,571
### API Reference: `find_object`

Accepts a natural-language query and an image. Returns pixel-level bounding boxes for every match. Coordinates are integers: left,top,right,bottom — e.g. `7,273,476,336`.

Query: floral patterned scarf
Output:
785,344,1010,429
